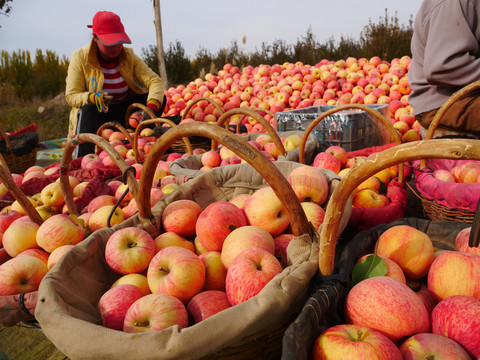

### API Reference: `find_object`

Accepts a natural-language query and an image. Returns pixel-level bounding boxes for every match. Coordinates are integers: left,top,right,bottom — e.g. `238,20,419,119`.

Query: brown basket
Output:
410,81,480,223
0,121,38,175
96,121,135,150
124,103,157,129
319,137,480,275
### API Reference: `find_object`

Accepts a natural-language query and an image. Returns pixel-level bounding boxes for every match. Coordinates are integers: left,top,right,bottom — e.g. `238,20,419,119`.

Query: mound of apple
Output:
94,165,330,333
433,160,480,183
310,224,480,359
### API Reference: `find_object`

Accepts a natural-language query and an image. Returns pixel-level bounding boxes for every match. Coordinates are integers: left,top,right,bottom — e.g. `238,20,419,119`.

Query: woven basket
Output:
0,121,38,174
411,81,480,223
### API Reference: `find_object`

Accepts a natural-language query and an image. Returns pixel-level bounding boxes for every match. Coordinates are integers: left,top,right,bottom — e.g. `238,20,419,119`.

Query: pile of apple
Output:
311,145,400,209
433,160,480,183
311,224,480,359
160,56,420,141
93,164,329,332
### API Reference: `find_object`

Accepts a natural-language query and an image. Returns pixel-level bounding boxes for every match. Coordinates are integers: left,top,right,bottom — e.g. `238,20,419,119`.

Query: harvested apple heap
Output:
311,225,480,359
433,160,480,183
94,165,329,333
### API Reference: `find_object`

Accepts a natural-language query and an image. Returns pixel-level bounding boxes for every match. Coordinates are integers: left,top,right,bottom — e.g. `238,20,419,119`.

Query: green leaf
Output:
375,177,387,195
350,254,388,288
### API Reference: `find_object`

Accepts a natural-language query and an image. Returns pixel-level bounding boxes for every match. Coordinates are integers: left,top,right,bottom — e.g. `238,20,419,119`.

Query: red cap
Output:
87,11,131,46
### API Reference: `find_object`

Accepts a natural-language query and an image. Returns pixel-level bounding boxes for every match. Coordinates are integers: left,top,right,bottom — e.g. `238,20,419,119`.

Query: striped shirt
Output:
98,57,129,104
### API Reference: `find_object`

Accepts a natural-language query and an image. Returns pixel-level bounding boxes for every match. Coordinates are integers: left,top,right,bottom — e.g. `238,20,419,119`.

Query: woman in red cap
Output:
65,11,165,157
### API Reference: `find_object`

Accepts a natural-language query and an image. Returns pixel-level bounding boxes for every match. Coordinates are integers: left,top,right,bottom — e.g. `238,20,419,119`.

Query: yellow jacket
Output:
65,39,165,138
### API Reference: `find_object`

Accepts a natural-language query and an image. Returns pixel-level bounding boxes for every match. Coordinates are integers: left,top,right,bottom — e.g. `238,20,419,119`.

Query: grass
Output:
0,93,70,142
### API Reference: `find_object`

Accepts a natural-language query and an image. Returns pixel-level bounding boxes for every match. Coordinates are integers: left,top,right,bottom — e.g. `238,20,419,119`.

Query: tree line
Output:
0,9,413,105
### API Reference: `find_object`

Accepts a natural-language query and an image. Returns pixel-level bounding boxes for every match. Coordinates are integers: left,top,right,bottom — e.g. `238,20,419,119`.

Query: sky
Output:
1,1,422,61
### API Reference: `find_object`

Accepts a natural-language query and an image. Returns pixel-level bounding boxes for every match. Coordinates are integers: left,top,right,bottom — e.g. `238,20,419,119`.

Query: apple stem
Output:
134,321,150,327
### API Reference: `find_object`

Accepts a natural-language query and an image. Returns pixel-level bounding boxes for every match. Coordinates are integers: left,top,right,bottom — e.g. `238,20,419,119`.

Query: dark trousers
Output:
75,93,148,158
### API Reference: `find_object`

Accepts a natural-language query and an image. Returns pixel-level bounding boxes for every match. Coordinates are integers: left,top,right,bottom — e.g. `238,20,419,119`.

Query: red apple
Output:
300,201,325,230
105,227,156,275
111,273,151,297
161,199,202,239
345,276,429,342
2,216,40,257
287,165,329,206
98,284,143,331
325,145,348,167
353,189,388,208
225,247,282,305
311,324,402,360
88,205,125,232
0,255,48,295
0,209,23,247
400,332,471,360
123,293,188,333
153,231,195,253
455,227,480,255
431,295,480,358
313,151,341,173
199,251,227,291
186,290,231,324
47,244,74,270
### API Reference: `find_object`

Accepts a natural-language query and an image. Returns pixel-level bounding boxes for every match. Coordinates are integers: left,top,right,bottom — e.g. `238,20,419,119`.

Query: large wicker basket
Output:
0,121,39,174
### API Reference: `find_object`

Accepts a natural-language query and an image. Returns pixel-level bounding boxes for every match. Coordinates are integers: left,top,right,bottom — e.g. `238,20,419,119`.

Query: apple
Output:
105,227,156,275
0,209,23,247
357,254,406,284
40,181,65,208
431,295,480,358
111,273,151,296
201,150,221,168
16,248,50,267
228,193,250,211
432,169,456,183
427,250,480,301
218,145,237,160
35,204,59,221
324,145,348,167
345,276,430,342
300,201,325,230
0,255,48,295
225,247,282,305
244,186,289,237
98,284,143,331
400,332,471,359
22,170,46,184
287,165,329,206
2,216,40,257
311,324,402,360
283,134,302,152
407,281,437,315
312,151,341,173
353,189,388,208
86,194,117,214
375,225,434,281
47,244,74,270
196,201,247,252
88,205,125,233
451,161,480,183
186,290,231,324
72,181,89,198
147,246,205,303
153,231,195,253
199,251,227,291
161,199,202,239
36,214,85,253
455,227,480,255
123,293,188,333
273,233,293,266
115,183,134,205
80,153,101,169
355,176,381,193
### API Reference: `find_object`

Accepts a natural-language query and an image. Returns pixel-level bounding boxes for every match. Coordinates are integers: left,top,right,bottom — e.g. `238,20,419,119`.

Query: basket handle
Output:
298,104,405,182
0,155,43,225
0,119,13,155
137,121,311,238
227,108,276,134
96,121,135,153
215,108,286,156
60,134,139,216
133,118,193,163
124,103,156,128
319,138,480,275
420,80,480,168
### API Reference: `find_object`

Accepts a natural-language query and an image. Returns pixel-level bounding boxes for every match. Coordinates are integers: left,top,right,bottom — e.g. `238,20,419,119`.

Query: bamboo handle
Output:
60,134,139,216
138,121,311,238
420,80,480,168
215,108,286,156
124,103,156,128
96,121,135,154
133,118,193,163
298,104,405,182
319,138,480,275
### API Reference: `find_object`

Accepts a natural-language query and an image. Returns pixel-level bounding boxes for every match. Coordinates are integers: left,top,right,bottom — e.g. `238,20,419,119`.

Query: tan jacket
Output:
65,39,165,138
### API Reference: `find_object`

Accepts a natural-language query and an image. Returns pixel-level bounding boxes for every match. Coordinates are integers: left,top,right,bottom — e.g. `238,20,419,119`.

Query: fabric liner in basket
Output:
169,130,319,181
36,160,352,360
412,158,480,213
281,217,470,360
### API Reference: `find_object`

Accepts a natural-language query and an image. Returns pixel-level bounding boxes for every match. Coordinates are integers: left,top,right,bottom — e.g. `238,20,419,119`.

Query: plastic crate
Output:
275,104,391,152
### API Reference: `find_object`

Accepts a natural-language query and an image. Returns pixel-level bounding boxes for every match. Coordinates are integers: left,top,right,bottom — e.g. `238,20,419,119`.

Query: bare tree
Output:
153,0,168,88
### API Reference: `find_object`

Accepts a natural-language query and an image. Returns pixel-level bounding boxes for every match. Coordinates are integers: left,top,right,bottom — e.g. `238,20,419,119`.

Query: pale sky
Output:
1,1,422,60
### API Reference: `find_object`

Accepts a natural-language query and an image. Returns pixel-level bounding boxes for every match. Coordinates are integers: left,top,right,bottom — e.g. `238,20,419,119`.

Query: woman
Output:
65,11,165,157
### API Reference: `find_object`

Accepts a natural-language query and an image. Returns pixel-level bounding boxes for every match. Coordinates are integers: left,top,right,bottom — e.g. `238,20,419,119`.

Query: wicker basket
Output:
0,121,38,174
411,81,480,223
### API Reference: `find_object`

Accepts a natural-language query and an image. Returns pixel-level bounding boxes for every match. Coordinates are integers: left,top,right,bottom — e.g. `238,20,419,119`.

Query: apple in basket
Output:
162,199,203,239
451,161,480,183
431,295,480,358
153,231,195,253
399,333,472,360
36,214,85,254
199,251,227,291
311,324,403,360
195,201,247,252
123,293,189,333
40,182,65,208
88,205,125,232
98,284,143,331
375,225,434,281
300,201,325,230
225,247,282,305
432,169,455,183
427,250,480,302
353,189,389,208
80,153,101,169
312,151,341,174
47,244,74,270
244,186,290,237
147,246,205,304
0,209,23,247
219,145,237,160
105,227,156,275
111,273,151,297
325,145,348,168
357,254,406,284
201,150,221,168
455,227,480,255
2,216,40,257
186,290,232,324
86,194,117,214
0,255,48,295
287,165,329,206
345,276,429,342
283,134,302,152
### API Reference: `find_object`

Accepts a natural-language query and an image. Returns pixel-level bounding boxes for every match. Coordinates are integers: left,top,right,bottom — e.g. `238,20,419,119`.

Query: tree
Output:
153,0,168,88
0,0,13,27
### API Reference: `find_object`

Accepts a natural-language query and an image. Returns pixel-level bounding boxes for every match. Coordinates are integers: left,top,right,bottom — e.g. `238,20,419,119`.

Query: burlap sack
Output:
36,161,352,360
169,130,319,181
282,218,470,360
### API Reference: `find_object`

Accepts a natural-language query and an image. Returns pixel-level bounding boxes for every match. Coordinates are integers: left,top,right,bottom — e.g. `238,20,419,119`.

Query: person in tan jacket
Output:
65,11,165,157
